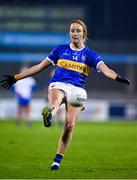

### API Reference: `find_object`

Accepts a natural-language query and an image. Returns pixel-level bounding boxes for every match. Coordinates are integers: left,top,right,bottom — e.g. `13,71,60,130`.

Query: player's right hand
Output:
1,75,17,89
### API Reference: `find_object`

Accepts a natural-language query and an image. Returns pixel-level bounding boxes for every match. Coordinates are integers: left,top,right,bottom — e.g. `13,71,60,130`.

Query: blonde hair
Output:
70,19,88,42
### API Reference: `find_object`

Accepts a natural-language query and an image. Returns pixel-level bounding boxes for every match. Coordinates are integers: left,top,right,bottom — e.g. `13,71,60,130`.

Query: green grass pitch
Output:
0,120,137,179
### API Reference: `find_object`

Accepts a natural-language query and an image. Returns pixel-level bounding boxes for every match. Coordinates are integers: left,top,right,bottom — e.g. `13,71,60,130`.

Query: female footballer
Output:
1,19,130,170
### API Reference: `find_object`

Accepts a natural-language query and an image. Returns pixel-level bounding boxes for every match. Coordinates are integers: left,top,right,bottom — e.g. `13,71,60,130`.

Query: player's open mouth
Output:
72,37,78,40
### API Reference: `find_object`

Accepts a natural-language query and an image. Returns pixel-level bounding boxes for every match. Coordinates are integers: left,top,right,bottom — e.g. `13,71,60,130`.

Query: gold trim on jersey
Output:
57,59,90,76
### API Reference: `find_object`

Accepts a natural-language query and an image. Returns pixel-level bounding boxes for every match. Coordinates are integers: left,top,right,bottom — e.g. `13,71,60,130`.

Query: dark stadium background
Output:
0,0,137,119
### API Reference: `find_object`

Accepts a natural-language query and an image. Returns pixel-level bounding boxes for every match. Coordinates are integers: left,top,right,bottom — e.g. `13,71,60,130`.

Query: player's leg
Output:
16,105,22,126
56,104,65,126
51,104,82,170
24,105,31,127
42,88,65,127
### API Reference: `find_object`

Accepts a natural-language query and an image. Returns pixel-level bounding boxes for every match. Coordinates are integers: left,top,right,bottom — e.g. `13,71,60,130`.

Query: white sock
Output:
52,162,60,167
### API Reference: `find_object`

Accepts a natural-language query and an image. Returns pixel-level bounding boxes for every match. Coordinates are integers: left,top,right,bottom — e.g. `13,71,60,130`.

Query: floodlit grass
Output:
0,120,137,179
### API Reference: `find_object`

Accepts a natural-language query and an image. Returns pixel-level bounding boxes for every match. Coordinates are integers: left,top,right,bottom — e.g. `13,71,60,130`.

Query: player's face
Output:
70,23,84,45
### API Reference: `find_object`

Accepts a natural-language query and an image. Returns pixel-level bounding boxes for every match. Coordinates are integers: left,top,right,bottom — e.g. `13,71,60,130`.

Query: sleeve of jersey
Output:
89,51,104,71
31,79,38,91
46,45,60,65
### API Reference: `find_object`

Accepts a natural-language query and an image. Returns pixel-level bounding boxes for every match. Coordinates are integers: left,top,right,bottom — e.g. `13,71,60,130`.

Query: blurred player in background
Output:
1,19,130,170
12,66,37,127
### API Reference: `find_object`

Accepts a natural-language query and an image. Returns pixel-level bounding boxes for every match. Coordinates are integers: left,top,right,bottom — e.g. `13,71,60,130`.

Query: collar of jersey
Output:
70,43,85,51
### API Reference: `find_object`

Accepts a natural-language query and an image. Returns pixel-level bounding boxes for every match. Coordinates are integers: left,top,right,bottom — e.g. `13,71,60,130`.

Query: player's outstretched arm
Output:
1,59,52,89
98,62,130,85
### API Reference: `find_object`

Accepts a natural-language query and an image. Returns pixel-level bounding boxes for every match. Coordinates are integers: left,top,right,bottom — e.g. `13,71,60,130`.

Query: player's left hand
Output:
1,75,17,89
115,75,130,85
125,78,130,85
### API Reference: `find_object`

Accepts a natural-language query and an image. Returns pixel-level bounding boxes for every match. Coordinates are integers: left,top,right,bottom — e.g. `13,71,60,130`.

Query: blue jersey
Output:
47,44,103,88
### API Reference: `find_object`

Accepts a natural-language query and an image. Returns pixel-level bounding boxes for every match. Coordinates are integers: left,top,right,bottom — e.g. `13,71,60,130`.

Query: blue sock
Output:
51,153,64,170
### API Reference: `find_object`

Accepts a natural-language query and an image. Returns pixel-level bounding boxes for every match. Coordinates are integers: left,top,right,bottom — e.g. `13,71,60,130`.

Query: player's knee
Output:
61,122,74,143
65,121,75,133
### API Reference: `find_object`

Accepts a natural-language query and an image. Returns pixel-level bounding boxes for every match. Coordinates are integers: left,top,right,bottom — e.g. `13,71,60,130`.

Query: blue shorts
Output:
17,97,30,106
